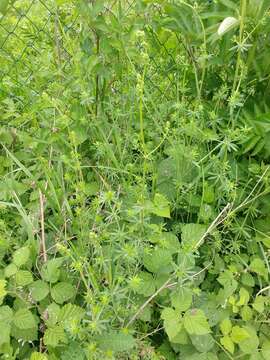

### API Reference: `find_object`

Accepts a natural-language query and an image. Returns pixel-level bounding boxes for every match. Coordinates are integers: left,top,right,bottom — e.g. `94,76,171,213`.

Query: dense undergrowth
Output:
1,0,270,359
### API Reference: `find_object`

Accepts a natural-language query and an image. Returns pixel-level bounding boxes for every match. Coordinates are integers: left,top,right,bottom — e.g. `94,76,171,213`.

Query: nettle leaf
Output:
11,325,38,341
170,287,193,312
236,287,250,306
191,334,215,353
133,272,156,297
161,307,182,342
152,193,170,218
4,263,18,278
15,270,33,286
220,318,232,336
96,331,136,352
231,326,250,343
252,296,265,313
0,280,7,303
13,308,37,329
13,246,30,267
29,280,49,302
181,223,207,250
41,258,64,283
250,258,268,280
183,309,211,335
44,325,67,347
143,248,173,274
58,303,85,325
220,335,234,354
51,282,76,304
238,326,259,354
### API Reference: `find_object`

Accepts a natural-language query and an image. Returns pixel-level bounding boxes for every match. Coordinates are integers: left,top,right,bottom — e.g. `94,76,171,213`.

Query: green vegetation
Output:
1,0,270,359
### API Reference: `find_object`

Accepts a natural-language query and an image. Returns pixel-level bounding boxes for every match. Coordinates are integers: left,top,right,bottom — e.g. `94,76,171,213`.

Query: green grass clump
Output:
1,0,270,359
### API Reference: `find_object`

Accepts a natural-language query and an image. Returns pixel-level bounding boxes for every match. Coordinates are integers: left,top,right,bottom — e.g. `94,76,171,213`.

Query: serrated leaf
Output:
252,296,265,313
44,325,67,347
15,270,33,286
170,287,192,312
51,282,76,304
231,326,250,343
237,287,250,306
13,308,36,329
238,326,259,354
0,279,7,302
58,303,85,324
183,309,210,335
143,248,173,274
0,305,13,324
191,334,215,353
44,303,60,327
29,280,49,301
133,272,156,297
4,263,18,278
262,340,270,360
13,246,30,267
161,307,182,341
41,258,64,283
0,0,9,15
220,335,234,354
250,258,268,280
220,318,232,336
152,193,170,218
0,323,10,346
96,331,136,352
181,223,207,250
11,324,38,341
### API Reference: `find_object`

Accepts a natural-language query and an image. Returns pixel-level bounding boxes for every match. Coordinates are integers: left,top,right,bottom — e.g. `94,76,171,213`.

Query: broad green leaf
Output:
181,223,207,250
13,308,36,329
236,287,250,306
170,287,192,312
44,303,60,327
161,307,182,341
0,0,9,15
11,324,38,341
44,325,67,347
191,334,215,353
143,248,173,274
220,335,234,354
152,193,170,218
96,331,136,352
240,306,253,321
252,296,265,313
133,272,155,297
58,303,85,325
51,282,76,304
231,326,250,343
30,353,48,360
0,305,13,324
217,17,239,36
220,318,232,336
183,309,211,335
0,280,7,303
262,340,270,360
241,273,255,287
13,246,30,267
29,280,49,302
4,263,18,278
238,326,259,354
0,323,10,346
250,258,268,280
41,258,64,283
15,270,33,286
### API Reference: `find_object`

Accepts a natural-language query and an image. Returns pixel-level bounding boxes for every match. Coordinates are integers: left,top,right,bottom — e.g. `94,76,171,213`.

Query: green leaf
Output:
0,279,7,303
133,272,156,297
250,258,268,280
181,223,207,250
183,309,211,335
236,287,250,306
44,325,67,347
220,335,234,354
11,324,38,341
191,334,215,353
170,287,193,312
152,193,170,218
0,305,13,324
262,340,270,360
15,270,33,286
238,326,259,354
41,258,64,283
0,323,10,346
0,0,9,15
29,280,49,302
161,307,183,341
252,296,265,313
30,353,48,360
13,246,30,267
51,282,76,304
220,318,232,336
96,331,136,352
240,306,253,321
231,326,250,343
58,303,85,325
44,303,60,327
13,308,36,329
4,263,18,278
241,273,255,287
143,248,173,274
